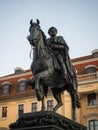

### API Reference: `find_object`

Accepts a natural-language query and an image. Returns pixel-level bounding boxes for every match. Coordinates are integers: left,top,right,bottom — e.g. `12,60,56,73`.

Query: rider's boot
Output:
60,63,69,83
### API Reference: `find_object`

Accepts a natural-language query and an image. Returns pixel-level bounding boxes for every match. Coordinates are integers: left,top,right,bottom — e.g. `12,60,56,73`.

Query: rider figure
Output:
47,27,77,89
47,27,69,81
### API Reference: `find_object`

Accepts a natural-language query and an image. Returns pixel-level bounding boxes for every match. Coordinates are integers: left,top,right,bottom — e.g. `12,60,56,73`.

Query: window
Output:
18,104,24,116
2,84,11,95
85,65,97,74
87,93,96,106
31,102,37,112
18,81,26,92
2,107,7,117
47,100,54,111
89,120,98,130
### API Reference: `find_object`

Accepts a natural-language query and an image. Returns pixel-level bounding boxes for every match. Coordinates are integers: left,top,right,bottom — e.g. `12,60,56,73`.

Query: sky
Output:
0,0,98,77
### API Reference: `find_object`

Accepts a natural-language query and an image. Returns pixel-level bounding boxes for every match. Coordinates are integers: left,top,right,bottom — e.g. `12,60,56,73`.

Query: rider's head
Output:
48,27,57,37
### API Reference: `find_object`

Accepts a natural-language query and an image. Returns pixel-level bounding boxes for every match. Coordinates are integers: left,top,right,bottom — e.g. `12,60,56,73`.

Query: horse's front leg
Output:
52,88,63,112
34,70,50,101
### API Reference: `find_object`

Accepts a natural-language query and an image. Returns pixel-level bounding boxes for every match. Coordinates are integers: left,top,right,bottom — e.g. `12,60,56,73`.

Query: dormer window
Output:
2,82,12,95
14,67,25,74
18,79,27,92
92,49,98,58
85,65,97,74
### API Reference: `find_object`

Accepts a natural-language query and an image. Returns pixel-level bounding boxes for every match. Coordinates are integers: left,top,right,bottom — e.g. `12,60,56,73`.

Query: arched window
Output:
89,120,98,130
2,82,12,95
18,79,27,92
85,65,97,74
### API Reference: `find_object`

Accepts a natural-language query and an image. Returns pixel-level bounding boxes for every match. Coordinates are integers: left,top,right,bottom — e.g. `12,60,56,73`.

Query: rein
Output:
30,46,33,59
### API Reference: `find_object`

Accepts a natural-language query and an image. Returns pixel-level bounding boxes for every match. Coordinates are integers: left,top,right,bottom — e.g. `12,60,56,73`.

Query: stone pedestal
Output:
9,111,87,130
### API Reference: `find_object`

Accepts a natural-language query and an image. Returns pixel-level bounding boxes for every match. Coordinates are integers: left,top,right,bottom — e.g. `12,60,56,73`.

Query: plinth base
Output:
9,111,87,130
10,125,63,130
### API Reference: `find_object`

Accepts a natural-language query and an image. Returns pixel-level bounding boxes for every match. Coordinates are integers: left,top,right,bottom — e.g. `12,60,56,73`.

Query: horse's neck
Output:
37,34,46,57
33,34,45,60
38,34,45,48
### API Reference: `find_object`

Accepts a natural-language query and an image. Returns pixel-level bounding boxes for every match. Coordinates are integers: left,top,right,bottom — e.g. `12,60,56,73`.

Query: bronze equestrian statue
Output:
27,19,80,120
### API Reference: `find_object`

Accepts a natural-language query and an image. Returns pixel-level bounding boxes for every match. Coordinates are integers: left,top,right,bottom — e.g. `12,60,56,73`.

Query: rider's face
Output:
49,28,57,37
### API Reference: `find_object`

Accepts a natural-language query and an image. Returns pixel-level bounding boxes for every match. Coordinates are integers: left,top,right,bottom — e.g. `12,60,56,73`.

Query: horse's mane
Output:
40,29,47,44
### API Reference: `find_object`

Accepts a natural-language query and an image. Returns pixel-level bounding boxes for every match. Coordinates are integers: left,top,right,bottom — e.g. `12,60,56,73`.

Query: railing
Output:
77,72,97,81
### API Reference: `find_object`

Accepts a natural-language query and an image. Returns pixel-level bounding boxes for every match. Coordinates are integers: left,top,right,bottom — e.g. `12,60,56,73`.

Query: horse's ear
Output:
30,19,33,25
36,19,40,25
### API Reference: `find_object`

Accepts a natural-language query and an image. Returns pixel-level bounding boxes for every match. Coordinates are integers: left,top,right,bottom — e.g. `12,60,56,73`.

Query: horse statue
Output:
27,19,80,120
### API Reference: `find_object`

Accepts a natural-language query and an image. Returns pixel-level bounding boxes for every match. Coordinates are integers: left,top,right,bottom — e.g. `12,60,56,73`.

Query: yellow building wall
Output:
78,82,98,127
0,97,40,128
0,81,98,128
0,92,75,128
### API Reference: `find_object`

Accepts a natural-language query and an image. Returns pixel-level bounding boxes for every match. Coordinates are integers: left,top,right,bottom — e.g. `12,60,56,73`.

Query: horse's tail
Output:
67,86,81,108
76,93,81,108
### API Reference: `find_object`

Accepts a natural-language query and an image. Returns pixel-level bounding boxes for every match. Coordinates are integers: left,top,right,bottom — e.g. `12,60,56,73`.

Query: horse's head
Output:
27,19,42,46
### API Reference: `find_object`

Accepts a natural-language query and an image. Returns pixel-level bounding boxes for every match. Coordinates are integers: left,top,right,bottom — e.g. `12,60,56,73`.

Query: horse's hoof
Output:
41,107,45,111
53,106,58,112
72,118,76,121
53,108,56,112
53,103,63,112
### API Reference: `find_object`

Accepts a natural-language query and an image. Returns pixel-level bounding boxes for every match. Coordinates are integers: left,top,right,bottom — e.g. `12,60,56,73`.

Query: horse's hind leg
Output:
52,88,63,112
40,84,46,111
68,89,76,121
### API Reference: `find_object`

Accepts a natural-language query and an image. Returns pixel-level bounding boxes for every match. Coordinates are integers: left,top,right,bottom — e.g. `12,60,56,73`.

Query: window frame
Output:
31,102,38,112
2,84,11,95
18,80,27,93
2,106,7,118
18,104,24,116
89,119,98,130
47,100,54,111
85,65,97,74
87,93,97,106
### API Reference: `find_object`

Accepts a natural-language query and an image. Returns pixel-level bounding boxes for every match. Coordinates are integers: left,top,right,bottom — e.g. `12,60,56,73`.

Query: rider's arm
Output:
51,43,65,50
58,36,69,52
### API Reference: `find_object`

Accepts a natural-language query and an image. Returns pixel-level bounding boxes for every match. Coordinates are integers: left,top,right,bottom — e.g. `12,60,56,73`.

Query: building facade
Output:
0,49,98,130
